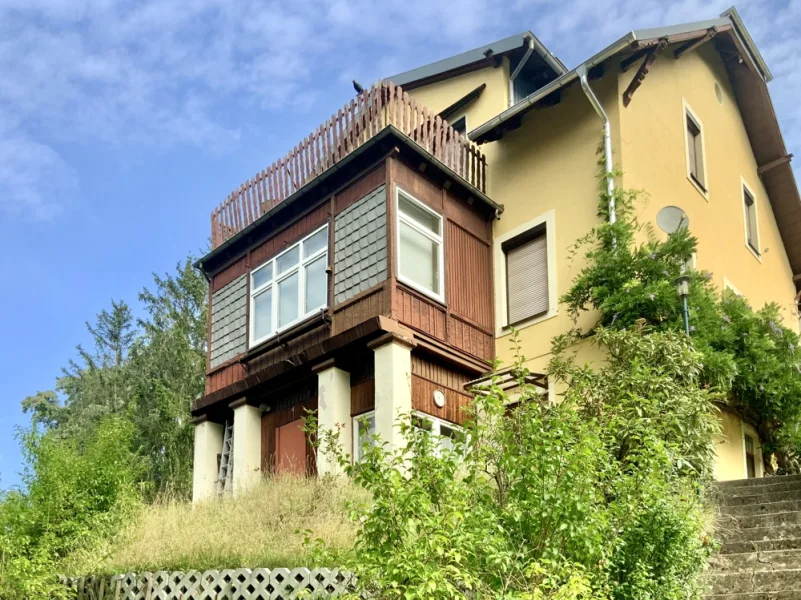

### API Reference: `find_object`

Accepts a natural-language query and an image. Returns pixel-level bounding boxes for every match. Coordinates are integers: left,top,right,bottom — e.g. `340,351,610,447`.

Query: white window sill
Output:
746,243,762,263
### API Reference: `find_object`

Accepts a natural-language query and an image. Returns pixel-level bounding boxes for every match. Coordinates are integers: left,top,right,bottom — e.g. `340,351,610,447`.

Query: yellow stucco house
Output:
388,7,800,482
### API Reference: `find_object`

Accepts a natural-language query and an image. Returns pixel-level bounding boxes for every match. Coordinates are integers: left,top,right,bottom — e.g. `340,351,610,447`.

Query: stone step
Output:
722,490,801,507
709,549,801,572
720,524,801,544
707,569,801,595
706,592,801,600
721,537,801,555
721,480,801,498
718,475,801,490
732,511,801,531
722,500,801,517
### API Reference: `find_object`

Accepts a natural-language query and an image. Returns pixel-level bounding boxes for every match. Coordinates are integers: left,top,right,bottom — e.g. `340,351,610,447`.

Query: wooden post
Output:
114,577,122,600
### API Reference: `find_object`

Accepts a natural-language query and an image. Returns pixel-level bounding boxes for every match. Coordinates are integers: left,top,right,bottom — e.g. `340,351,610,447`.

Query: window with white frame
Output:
352,411,376,462
685,110,706,192
743,185,760,256
412,412,465,455
503,224,549,326
396,189,444,301
249,225,329,347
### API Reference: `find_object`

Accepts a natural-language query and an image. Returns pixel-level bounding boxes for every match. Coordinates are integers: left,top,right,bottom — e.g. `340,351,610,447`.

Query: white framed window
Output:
412,412,465,456
683,100,708,198
352,411,376,462
249,225,329,347
396,187,445,302
742,178,761,260
494,210,557,336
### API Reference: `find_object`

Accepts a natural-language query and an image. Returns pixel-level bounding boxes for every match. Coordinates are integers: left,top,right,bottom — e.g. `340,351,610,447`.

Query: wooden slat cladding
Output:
394,286,447,339
351,380,375,416
447,316,493,362
260,382,317,474
392,159,443,213
247,324,330,374
206,362,247,395
333,286,387,335
250,203,330,267
446,221,492,330
335,165,385,214
210,256,248,294
411,353,474,425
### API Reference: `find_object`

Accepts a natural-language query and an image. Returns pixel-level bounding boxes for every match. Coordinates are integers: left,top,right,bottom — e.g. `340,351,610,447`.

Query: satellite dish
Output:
656,205,689,234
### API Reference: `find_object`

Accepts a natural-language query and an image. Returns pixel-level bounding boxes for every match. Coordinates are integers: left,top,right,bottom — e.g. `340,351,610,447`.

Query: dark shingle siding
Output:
209,274,248,368
334,186,388,305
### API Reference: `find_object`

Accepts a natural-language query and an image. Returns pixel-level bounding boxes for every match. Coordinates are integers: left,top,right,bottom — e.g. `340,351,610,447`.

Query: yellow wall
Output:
406,42,794,481
714,409,764,481
617,44,798,329
406,61,510,138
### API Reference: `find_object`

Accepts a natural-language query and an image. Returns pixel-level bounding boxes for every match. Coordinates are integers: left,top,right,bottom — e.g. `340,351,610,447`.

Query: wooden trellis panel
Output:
61,568,355,599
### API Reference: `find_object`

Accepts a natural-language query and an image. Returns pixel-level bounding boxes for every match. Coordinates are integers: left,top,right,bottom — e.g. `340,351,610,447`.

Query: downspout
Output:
509,38,534,108
577,64,616,224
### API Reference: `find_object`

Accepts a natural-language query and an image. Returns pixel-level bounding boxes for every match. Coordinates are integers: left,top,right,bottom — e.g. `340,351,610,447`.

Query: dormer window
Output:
250,225,329,347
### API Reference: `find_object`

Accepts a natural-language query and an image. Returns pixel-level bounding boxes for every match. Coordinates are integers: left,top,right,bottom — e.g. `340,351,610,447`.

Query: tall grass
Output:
62,475,365,575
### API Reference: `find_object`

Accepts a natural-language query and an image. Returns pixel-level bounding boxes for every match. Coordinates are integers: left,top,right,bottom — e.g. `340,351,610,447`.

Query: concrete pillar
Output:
231,399,262,496
370,335,414,451
314,360,352,475
192,417,224,505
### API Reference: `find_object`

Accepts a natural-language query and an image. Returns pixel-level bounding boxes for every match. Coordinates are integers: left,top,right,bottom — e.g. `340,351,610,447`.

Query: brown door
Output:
744,434,756,479
275,419,307,476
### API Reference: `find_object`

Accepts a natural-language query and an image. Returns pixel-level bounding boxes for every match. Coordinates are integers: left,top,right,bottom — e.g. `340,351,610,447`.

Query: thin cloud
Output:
0,0,797,220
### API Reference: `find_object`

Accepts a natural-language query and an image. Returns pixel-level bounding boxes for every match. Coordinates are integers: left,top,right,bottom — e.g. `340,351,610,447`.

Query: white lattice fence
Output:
61,568,354,599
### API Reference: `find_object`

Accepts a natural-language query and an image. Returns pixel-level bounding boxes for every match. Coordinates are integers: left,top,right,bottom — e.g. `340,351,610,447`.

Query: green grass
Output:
61,475,365,575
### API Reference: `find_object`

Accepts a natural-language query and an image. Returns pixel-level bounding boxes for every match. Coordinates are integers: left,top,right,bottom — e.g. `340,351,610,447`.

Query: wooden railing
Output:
211,82,487,248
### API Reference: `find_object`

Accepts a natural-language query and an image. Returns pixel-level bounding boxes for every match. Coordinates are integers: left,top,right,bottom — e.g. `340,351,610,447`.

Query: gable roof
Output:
386,31,567,90
468,8,801,283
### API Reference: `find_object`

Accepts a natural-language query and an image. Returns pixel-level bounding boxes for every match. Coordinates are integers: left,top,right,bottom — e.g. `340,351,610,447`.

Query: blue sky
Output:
1,0,799,489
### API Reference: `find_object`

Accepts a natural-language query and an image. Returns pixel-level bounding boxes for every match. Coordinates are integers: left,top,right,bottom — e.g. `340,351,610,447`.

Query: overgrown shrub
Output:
0,418,141,599
311,328,717,599
563,172,801,471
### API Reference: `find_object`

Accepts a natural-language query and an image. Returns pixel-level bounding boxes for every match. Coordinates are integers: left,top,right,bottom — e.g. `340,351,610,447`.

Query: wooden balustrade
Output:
211,82,488,248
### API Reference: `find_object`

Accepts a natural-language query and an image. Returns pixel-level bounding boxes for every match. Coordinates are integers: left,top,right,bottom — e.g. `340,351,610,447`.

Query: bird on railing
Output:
352,80,364,94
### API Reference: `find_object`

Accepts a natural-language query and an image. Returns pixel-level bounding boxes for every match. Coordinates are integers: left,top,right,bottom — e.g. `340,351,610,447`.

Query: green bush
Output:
563,173,801,470
311,328,717,599
0,418,141,599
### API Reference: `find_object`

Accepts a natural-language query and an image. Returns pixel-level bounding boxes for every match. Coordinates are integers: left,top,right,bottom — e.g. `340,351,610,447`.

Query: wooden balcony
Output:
210,82,488,249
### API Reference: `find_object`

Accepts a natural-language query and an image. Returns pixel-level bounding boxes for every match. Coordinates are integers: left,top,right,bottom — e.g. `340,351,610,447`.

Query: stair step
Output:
706,592,801,600
731,512,801,531
722,491,801,507
721,538,801,555
722,500,801,517
707,569,801,594
721,480,801,498
709,549,801,572
718,475,801,489
720,524,801,544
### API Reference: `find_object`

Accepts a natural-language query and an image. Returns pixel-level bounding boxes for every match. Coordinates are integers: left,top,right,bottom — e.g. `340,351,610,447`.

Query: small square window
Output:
450,116,467,137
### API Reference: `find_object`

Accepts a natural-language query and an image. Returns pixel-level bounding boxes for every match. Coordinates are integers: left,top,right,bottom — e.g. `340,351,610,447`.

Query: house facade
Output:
192,8,801,502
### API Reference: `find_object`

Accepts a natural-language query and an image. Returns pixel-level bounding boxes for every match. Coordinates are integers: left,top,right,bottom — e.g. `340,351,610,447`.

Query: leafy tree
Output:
311,328,717,599
19,254,207,497
563,174,801,471
0,418,141,599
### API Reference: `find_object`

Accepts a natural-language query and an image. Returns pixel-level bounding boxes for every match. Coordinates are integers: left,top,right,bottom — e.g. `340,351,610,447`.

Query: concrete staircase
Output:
707,474,801,599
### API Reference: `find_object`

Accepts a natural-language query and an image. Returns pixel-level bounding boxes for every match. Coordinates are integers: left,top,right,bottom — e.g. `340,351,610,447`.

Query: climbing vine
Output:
560,168,801,472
